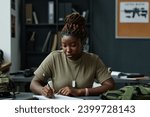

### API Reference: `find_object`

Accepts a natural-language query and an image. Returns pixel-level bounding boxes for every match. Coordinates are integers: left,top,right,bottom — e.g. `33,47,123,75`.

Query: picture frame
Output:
116,0,150,39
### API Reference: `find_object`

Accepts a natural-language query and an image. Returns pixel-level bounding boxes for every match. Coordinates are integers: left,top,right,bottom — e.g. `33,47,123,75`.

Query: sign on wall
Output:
116,0,150,38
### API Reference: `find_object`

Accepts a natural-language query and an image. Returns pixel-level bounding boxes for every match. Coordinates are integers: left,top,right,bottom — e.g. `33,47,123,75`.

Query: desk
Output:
10,75,33,92
11,75,150,84
0,92,33,100
10,74,33,82
113,76,150,88
10,74,150,91
0,92,101,100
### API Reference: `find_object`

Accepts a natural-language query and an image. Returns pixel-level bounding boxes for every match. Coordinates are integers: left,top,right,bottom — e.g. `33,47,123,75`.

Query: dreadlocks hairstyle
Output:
61,12,87,45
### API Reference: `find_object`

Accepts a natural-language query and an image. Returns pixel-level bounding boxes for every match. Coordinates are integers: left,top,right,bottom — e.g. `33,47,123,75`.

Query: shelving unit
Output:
20,0,93,69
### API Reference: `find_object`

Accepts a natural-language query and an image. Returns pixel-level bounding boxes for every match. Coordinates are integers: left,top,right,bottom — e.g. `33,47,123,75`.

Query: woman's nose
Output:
66,46,71,52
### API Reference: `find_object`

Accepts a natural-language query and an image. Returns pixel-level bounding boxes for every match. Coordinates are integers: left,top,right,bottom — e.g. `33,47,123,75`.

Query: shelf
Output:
57,23,91,26
20,0,92,69
26,23,57,27
26,51,50,55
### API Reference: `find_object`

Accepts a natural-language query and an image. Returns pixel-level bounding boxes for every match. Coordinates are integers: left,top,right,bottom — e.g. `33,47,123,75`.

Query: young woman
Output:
30,12,115,97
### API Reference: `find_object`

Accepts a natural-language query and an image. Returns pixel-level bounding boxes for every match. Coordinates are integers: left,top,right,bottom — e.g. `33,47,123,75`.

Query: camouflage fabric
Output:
102,84,150,100
0,71,16,97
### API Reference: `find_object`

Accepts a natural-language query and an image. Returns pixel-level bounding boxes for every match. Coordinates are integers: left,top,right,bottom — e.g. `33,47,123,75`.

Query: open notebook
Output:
33,94,83,100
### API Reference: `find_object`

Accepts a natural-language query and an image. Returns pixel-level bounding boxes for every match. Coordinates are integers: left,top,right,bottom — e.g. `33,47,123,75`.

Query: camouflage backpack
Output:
0,71,16,98
101,85,150,100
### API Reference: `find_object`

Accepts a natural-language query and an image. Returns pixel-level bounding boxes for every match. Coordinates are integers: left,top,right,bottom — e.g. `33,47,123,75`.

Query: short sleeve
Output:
95,56,111,83
34,53,54,81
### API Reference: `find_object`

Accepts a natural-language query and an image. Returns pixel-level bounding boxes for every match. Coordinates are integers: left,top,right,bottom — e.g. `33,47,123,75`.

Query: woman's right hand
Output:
41,85,54,98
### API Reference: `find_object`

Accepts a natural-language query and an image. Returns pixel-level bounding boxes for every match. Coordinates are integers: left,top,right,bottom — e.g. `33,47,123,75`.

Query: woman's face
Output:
61,35,82,60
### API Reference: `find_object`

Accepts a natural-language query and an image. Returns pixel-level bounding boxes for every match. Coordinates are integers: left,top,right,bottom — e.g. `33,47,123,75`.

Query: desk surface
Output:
113,76,150,83
10,75,33,82
0,92,101,100
11,74,150,84
10,75,150,93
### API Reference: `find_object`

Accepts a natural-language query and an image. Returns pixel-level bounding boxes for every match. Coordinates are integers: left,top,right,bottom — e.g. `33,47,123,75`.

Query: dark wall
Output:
92,0,150,75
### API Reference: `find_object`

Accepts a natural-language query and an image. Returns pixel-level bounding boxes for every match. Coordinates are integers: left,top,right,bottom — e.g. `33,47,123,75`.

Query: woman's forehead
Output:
62,35,80,42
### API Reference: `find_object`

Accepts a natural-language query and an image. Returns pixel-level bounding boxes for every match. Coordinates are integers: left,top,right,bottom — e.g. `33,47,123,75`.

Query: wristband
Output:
85,88,89,96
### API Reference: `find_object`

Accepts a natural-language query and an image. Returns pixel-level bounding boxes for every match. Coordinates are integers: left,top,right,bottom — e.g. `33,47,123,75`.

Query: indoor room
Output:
0,0,150,101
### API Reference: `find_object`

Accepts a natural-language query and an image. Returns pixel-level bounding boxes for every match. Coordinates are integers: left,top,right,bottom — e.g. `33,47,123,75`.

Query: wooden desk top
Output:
0,62,11,72
10,74,33,82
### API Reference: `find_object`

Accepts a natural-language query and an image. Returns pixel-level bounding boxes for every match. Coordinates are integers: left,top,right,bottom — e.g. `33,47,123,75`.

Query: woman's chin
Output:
67,56,74,59
67,56,80,61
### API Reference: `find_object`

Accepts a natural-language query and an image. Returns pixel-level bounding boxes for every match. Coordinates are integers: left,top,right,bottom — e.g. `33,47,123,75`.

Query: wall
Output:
0,0,21,72
10,0,21,72
0,1,11,62
92,0,150,75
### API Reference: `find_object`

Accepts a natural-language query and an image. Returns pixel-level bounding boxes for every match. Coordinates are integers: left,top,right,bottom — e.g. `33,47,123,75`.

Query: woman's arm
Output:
57,78,115,96
30,76,54,97
87,78,115,96
30,76,44,95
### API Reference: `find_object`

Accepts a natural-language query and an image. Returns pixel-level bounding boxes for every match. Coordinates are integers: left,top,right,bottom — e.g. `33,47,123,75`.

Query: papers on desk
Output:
118,76,149,80
111,71,121,76
111,71,149,80
33,94,83,100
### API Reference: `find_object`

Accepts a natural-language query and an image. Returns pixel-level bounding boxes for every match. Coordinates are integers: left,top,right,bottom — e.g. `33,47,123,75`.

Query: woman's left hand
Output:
57,86,81,96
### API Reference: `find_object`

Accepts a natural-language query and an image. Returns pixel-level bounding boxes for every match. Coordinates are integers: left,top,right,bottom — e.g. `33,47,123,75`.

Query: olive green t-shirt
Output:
34,50,111,91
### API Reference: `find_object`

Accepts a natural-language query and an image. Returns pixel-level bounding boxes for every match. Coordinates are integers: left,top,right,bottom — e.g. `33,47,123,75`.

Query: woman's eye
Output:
71,44,76,47
62,44,66,47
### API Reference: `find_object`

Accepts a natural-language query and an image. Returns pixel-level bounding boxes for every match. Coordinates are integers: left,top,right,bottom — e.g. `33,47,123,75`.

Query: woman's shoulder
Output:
83,52,99,59
43,50,63,61
49,50,64,57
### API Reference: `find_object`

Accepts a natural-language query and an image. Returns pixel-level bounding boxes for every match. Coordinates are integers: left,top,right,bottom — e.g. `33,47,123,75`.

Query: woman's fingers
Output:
41,85,54,97
58,87,71,96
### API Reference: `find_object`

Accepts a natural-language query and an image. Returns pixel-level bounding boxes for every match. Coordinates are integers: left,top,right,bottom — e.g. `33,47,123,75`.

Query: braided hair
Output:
61,12,87,45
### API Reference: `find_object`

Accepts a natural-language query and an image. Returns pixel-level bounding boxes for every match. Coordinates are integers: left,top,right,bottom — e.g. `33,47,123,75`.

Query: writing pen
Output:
47,83,51,89
55,90,61,95
47,83,55,98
